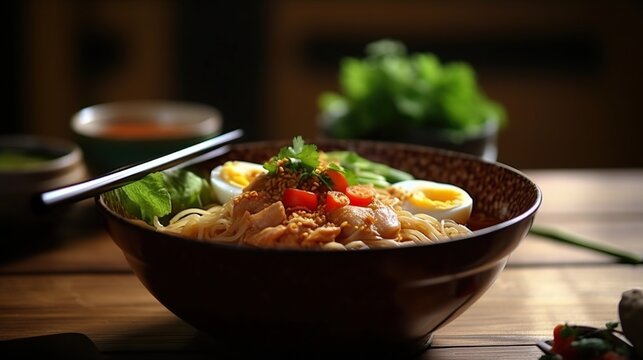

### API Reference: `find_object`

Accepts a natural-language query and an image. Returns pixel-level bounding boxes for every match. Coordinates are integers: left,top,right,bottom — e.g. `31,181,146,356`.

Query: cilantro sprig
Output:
263,136,320,174
264,136,337,188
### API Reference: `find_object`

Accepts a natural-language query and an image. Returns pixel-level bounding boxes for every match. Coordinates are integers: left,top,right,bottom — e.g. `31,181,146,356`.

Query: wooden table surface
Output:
1,169,641,359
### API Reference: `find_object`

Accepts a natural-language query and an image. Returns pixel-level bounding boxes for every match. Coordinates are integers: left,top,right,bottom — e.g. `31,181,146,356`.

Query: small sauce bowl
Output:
71,101,222,175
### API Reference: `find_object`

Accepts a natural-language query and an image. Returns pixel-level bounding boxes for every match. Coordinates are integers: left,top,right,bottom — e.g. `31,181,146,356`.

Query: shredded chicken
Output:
327,201,401,241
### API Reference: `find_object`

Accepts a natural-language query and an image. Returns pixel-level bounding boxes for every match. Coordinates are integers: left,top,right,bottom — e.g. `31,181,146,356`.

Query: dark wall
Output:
3,1,23,134
176,1,266,140
3,0,265,140
4,0,643,168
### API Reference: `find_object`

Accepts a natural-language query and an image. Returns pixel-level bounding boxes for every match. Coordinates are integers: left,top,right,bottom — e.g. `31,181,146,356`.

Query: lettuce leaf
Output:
103,169,214,224
162,169,214,212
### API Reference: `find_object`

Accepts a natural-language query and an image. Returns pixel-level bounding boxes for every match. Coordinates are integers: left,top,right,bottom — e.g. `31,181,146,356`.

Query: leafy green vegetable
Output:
324,151,414,187
103,169,215,224
162,169,215,213
104,172,172,224
319,39,506,140
264,136,320,174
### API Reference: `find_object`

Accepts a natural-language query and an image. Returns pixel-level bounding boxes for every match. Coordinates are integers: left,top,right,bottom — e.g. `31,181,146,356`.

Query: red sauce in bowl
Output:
99,121,196,140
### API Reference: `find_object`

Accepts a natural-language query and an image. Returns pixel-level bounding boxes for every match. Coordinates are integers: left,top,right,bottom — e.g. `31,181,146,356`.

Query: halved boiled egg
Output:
392,179,473,224
210,161,266,204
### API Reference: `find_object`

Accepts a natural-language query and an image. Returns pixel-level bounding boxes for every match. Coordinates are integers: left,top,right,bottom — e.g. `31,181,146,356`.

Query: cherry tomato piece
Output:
325,169,348,192
282,188,318,211
551,324,578,360
326,191,350,212
345,185,374,207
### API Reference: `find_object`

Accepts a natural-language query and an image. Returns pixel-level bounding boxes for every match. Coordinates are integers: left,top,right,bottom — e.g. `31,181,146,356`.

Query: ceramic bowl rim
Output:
70,100,222,139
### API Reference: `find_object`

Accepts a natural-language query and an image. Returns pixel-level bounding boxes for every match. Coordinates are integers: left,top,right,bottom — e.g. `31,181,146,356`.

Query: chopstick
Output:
33,129,244,210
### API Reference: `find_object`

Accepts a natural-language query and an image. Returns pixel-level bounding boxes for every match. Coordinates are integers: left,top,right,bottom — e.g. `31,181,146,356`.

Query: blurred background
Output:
3,0,642,169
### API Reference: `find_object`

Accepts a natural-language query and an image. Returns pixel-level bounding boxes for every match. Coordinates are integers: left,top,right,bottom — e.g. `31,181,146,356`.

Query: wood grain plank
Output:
435,265,642,346
510,218,643,265
96,345,545,359
1,266,640,352
524,169,643,216
0,200,130,274
513,169,643,265
0,232,129,274
421,345,544,360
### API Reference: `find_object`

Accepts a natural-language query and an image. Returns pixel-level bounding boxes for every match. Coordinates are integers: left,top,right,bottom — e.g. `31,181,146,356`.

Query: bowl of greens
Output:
319,39,506,160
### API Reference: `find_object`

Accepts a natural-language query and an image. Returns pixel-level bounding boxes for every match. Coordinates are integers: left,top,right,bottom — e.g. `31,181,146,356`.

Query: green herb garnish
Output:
264,136,337,189
264,136,320,174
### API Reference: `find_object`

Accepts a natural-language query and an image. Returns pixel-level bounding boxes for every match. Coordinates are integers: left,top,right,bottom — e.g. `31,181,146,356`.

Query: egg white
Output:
210,161,266,204
392,179,473,224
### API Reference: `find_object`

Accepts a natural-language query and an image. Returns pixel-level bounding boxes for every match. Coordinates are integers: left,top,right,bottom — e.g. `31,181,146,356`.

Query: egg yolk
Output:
409,188,464,210
220,162,262,188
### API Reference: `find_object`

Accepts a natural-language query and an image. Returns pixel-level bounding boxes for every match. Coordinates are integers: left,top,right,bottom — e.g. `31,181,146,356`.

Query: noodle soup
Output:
109,137,480,250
